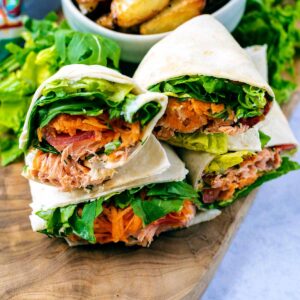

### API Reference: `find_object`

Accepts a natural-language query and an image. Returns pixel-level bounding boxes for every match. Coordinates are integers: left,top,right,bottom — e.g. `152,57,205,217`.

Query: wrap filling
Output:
35,181,199,246
23,77,162,190
199,144,299,207
151,75,272,153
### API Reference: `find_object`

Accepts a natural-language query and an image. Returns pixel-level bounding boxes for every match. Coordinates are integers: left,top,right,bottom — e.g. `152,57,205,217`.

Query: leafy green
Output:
38,100,104,128
167,132,228,154
37,198,105,243
116,181,200,225
201,156,300,209
146,181,199,200
123,95,161,126
234,0,300,104
36,181,199,241
205,151,254,174
69,199,104,242
131,198,183,225
259,130,271,148
150,75,269,119
104,140,121,155
0,12,121,166
0,131,23,166
41,78,133,103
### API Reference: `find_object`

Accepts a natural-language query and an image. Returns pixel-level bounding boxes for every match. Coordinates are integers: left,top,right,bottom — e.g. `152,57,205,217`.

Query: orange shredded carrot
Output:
71,200,193,244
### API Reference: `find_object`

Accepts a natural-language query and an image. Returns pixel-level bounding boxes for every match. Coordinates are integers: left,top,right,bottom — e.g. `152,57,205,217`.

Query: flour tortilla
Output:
29,135,170,213
133,15,274,98
20,64,168,171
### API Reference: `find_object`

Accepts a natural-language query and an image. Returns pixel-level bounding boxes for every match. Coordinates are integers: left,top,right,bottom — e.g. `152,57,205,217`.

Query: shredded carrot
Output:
71,200,194,245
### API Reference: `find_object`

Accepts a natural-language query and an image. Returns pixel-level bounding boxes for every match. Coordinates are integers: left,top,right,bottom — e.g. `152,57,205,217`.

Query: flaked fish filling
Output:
202,148,282,203
31,113,143,190
155,97,268,140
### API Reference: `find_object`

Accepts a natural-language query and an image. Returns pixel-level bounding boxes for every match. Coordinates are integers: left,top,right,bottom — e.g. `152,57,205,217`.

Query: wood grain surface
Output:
0,95,299,300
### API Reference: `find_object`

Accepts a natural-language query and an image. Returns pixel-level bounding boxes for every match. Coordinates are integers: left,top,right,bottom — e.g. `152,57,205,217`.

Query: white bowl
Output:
62,0,246,63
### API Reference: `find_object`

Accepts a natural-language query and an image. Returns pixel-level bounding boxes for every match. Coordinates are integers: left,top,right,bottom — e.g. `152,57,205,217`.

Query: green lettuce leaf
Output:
150,75,269,119
167,132,228,154
205,151,254,174
41,78,134,103
0,132,23,166
233,0,300,104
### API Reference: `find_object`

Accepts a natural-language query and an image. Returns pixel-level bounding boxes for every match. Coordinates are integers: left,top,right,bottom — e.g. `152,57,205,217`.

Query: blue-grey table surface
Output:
202,102,300,300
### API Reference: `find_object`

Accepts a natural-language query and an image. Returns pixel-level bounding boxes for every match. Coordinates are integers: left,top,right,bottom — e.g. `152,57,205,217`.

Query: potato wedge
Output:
140,0,206,35
111,0,170,28
97,13,115,30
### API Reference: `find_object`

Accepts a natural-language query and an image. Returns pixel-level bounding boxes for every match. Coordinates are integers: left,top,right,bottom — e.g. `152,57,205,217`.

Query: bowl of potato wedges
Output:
62,0,246,62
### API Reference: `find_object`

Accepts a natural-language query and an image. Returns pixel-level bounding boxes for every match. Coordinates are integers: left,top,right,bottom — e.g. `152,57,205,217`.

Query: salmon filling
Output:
202,148,282,203
68,200,195,246
155,97,267,140
31,113,142,190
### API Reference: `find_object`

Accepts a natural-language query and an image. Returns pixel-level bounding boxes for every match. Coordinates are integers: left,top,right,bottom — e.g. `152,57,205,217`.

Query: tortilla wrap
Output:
133,15,273,97
133,15,274,154
29,136,221,234
181,45,298,189
19,64,168,190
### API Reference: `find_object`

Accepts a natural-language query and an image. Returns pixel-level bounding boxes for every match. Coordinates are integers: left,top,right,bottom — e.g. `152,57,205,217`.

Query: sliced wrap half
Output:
29,137,220,247
20,64,168,191
133,15,274,154
181,99,299,208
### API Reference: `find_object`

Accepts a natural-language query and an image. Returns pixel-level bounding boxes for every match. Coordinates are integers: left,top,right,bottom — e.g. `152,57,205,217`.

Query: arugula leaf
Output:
37,100,104,128
259,130,271,148
150,75,269,119
0,12,121,165
70,199,104,243
131,198,184,225
146,181,199,201
37,198,105,243
234,0,300,104
131,181,201,225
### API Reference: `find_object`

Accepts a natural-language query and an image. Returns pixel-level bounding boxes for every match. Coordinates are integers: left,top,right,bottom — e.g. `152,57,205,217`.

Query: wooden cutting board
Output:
0,93,299,300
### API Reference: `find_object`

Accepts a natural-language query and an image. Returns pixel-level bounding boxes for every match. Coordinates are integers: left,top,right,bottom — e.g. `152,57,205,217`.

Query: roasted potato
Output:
140,0,206,35
76,0,104,14
111,0,170,28
97,13,115,30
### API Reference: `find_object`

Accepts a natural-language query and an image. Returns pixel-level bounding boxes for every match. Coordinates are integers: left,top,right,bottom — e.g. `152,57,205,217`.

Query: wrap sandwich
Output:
133,15,274,154
180,101,300,208
20,65,168,191
29,136,221,246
